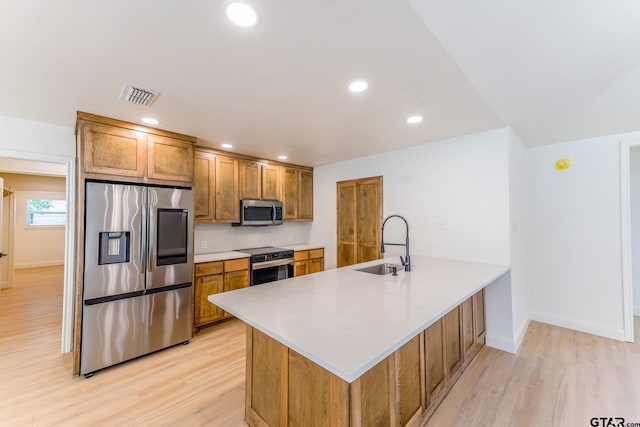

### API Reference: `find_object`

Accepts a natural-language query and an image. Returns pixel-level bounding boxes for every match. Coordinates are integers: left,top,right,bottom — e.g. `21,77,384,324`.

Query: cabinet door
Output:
194,274,224,326
147,135,194,184
282,167,299,219
444,306,462,379
298,170,313,220
223,270,250,318
240,160,262,200
82,122,146,178
356,177,382,263
309,257,324,274
294,260,309,277
473,289,486,344
215,156,240,221
425,318,445,408
261,164,282,201
461,297,475,360
194,150,215,221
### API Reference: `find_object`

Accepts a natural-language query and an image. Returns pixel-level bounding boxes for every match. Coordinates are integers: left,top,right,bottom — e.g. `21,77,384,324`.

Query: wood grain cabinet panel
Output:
425,317,446,408
240,160,262,200
261,164,282,201
445,306,463,379
298,170,313,220
474,289,486,344
82,122,147,178
283,167,299,220
215,156,240,222
194,150,215,222
146,135,193,183
309,257,324,274
337,176,382,267
461,297,475,360
293,261,308,277
194,274,224,326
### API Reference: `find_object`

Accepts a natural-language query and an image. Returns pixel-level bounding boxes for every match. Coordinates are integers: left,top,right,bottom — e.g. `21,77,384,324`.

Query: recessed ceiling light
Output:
407,115,423,124
141,117,159,125
278,155,288,160
226,2,259,28
221,143,233,149
348,80,368,93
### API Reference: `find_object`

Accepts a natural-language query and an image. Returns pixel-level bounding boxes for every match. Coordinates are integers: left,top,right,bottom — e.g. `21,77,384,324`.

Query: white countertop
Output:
194,251,249,263
281,244,324,251
208,256,509,383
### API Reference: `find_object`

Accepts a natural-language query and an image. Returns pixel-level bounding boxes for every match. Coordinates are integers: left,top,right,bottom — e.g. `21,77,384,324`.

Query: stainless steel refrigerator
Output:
80,181,193,377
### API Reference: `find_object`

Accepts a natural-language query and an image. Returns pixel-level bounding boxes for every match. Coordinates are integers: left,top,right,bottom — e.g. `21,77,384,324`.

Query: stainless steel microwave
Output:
234,199,284,226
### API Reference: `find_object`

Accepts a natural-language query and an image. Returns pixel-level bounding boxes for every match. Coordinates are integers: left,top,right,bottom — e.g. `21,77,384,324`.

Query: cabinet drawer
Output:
224,257,249,272
195,261,224,277
309,248,324,259
294,250,309,261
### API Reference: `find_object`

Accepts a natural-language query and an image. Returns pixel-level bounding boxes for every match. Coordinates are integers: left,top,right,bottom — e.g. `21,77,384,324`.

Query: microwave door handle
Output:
272,204,276,222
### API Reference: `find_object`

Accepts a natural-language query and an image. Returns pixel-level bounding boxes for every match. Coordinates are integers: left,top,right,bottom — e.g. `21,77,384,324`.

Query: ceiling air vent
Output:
119,84,160,106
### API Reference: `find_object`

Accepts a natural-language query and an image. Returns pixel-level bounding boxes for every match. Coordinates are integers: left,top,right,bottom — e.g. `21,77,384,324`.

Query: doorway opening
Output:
0,155,75,352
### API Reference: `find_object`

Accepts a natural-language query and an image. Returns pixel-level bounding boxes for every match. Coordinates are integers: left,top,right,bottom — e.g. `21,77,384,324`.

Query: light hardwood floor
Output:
1,267,639,426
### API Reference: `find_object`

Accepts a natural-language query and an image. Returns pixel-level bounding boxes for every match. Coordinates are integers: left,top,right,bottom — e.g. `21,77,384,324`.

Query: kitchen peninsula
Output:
209,256,509,426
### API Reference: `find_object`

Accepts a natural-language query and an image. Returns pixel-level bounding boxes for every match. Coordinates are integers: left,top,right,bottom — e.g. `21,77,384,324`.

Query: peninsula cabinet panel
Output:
474,289,486,344
240,160,262,200
194,274,224,326
444,306,463,379
261,164,282,201
215,156,240,221
82,122,146,178
193,150,215,221
247,328,285,427
146,135,194,184
461,296,475,360
351,356,395,426
425,317,446,407
396,334,425,426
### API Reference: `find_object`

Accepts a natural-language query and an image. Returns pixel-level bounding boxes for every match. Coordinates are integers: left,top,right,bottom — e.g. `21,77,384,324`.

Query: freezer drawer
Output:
80,287,192,376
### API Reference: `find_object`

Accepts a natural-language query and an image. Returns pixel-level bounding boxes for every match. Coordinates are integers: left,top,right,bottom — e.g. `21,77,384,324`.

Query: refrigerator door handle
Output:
147,189,154,275
140,188,147,274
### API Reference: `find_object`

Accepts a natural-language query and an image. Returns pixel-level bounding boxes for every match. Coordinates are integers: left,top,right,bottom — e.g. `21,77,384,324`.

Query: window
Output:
27,198,66,227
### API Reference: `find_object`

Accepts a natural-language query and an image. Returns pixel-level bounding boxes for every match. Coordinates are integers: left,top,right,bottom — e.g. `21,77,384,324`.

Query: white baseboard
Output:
513,317,531,353
14,260,64,269
635,306,640,316
486,333,517,354
530,311,626,341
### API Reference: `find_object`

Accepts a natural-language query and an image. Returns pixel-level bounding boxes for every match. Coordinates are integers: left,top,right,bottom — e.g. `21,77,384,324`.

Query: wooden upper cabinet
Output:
147,135,194,183
215,155,239,222
261,164,282,201
81,122,147,178
282,166,313,221
77,112,196,186
194,150,215,222
283,167,299,220
298,170,313,220
240,160,262,200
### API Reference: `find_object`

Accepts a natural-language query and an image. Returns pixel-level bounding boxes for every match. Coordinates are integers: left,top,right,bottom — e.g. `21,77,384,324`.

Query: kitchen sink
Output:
355,263,403,275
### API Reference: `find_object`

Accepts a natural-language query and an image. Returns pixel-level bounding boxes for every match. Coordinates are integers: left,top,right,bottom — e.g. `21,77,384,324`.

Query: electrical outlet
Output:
201,240,207,249
436,219,449,230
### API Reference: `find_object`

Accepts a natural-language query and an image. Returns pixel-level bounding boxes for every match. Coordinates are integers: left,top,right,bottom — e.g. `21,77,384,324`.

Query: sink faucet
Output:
380,214,411,272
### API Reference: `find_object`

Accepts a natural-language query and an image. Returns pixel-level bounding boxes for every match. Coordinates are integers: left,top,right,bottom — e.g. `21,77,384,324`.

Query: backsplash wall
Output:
194,222,313,253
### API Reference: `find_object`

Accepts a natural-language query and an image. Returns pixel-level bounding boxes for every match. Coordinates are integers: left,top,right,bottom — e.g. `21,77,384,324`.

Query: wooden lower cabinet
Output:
293,248,324,277
245,289,486,426
194,258,249,330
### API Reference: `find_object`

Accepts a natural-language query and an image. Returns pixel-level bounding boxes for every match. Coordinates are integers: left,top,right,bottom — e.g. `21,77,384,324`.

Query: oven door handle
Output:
252,258,294,270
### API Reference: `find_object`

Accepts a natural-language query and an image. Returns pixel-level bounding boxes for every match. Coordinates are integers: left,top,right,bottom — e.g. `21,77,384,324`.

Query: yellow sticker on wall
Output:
556,158,572,170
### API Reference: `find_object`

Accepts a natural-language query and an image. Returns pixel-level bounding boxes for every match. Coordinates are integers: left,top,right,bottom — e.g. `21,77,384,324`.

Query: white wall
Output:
630,147,640,316
528,132,640,340
12,190,66,268
508,130,531,349
310,128,516,350
195,222,312,253
0,115,75,159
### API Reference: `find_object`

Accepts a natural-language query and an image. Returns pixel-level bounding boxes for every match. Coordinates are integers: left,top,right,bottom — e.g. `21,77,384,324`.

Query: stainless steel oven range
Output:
237,247,294,286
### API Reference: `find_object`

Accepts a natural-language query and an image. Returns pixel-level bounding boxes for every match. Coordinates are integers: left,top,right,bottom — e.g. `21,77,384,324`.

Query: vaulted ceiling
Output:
0,1,638,166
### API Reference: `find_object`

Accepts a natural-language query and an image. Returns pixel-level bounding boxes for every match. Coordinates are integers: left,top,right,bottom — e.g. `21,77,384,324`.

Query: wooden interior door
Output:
336,176,382,267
